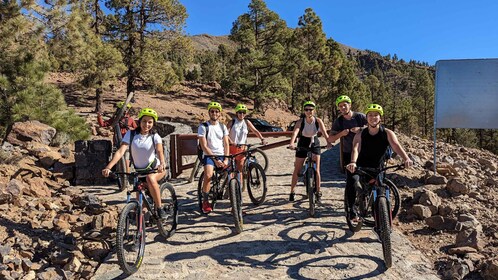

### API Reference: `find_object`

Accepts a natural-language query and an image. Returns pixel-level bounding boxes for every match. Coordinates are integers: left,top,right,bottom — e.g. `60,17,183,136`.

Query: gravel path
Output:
91,141,439,280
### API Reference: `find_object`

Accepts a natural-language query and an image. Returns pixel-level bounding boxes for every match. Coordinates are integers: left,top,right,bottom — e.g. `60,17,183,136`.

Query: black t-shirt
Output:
331,112,367,153
357,127,389,168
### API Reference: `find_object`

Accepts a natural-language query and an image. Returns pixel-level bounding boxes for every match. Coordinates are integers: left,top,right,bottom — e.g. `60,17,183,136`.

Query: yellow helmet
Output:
138,108,158,121
365,104,384,116
234,104,248,113
116,101,132,109
207,101,222,112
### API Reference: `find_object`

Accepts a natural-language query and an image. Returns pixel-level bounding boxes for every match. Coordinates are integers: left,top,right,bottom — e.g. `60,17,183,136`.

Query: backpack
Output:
197,122,227,162
338,112,364,131
298,117,320,137
128,130,157,168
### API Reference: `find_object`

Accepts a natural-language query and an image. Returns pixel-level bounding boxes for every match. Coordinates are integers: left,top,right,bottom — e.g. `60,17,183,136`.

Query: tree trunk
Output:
95,82,103,113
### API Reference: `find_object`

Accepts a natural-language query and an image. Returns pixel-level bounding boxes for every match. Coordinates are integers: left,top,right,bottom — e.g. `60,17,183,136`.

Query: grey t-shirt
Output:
331,112,367,153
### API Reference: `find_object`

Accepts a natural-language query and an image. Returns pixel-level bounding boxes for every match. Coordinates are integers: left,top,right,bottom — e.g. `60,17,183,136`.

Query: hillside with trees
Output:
0,0,496,155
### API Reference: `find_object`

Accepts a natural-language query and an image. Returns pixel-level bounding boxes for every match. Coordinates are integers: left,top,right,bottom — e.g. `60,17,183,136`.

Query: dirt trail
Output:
90,141,438,280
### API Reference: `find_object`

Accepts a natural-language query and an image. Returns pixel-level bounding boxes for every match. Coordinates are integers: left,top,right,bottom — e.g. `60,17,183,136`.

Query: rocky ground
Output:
0,74,496,279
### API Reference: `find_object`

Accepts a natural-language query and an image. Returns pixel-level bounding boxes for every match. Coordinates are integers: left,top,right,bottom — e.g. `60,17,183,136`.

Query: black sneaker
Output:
316,191,322,203
349,207,359,222
289,192,295,202
157,208,168,220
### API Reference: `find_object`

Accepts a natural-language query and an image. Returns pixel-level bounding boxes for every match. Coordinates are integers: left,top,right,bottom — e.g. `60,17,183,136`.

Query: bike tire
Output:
378,196,393,268
246,163,267,205
306,168,316,217
254,148,269,173
344,189,363,233
229,178,243,233
156,183,178,239
116,157,129,191
385,178,401,219
197,171,217,214
116,202,145,275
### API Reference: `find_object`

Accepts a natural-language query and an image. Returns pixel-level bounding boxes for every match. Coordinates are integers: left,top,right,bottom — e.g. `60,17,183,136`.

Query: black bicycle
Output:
239,144,268,205
113,169,178,275
344,163,403,268
289,145,327,217
197,155,244,233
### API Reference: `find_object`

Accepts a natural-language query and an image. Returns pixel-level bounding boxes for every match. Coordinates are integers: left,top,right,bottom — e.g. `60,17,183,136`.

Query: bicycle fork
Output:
373,187,392,231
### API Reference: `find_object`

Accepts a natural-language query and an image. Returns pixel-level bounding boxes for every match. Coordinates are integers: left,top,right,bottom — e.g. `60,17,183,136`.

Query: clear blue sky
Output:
180,0,497,66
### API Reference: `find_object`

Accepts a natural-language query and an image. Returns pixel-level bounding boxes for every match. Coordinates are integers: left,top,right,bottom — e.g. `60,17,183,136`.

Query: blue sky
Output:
180,0,497,66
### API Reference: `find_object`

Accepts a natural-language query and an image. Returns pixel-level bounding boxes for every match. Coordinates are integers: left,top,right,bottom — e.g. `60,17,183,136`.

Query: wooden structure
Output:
169,131,293,179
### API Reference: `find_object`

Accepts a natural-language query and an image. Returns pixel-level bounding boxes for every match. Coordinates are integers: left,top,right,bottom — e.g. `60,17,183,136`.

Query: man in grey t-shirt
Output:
198,101,229,214
328,95,367,218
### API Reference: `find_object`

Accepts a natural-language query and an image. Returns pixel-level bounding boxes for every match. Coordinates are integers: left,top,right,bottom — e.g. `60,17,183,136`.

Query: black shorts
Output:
296,136,321,158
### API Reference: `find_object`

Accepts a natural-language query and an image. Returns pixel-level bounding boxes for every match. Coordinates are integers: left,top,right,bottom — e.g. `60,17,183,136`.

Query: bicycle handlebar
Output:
287,145,328,151
111,169,158,177
354,164,404,176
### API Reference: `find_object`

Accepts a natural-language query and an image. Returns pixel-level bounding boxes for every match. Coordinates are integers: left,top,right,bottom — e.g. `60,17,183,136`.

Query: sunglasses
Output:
237,111,247,114
209,110,220,114
304,108,314,112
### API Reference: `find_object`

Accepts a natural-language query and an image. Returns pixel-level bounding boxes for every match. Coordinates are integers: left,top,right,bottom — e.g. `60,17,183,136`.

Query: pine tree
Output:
105,0,189,96
229,0,291,111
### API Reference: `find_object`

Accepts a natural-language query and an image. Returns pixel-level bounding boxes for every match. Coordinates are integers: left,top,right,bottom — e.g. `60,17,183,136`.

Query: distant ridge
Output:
189,34,361,55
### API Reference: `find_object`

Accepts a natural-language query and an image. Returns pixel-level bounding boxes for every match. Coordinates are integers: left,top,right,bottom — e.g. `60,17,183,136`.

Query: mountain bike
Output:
197,155,244,233
113,169,178,275
238,144,267,205
289,145,327,217
344,163,403,268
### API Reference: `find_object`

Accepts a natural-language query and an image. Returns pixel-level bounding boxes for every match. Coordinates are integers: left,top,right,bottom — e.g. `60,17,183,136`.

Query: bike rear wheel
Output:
116,202,145,275
116,157,129,191
156,183,178,239
385,178,400,219
197,171,218,214
378,196,393,268
306,168,316,217
246,163,267,205
253,148,269,172
229,178,244,233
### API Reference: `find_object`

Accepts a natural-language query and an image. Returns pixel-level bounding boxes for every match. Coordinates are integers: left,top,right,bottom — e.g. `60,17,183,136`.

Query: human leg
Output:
290,157,306,201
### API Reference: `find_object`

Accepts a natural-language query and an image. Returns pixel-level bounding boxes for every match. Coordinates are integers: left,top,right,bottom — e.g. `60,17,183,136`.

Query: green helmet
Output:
138,108,158,121
207,101,222,112
234,104,248,113
116,101,131,109
365,104,384,116
303,100,316,108
335,95,352,107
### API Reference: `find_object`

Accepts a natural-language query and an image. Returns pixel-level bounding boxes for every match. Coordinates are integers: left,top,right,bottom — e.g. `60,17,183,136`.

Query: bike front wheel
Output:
344,190,363,233
116,202,145,275
246,163,267,205
306,168,316,217
156,182,178,239
253,148,269,172
229,178,244,233
378,196,393,268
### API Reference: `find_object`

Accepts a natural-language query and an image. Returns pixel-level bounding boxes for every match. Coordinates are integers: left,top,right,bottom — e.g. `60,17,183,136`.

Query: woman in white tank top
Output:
227,104,268,183
288,101,331,202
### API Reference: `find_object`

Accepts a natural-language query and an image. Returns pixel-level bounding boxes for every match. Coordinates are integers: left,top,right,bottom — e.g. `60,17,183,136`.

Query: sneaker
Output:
316,191,322,203
157,208,168,220
289,192,295,202
202,201,213,214
349,208,360,222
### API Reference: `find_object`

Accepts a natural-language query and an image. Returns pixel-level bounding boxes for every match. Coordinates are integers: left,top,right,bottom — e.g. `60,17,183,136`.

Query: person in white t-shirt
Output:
198,102,229,214
227,103,267,184
102,108,167,219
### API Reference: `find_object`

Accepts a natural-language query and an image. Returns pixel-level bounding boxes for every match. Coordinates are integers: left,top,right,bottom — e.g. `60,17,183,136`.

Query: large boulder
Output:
7,121,56,147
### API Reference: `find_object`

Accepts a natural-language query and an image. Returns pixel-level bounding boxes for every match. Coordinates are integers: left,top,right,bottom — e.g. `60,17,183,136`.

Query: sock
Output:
202,192,209,202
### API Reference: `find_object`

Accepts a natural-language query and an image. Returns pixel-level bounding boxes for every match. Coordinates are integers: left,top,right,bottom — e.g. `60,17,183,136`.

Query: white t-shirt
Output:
122,131,162,169
198,122,228,156
229,119,248,145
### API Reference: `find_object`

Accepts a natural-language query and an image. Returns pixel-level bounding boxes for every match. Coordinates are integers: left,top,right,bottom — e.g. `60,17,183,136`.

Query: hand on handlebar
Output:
102,168,112,177
403,158,413,169
346,162,356,173
287,144,296,150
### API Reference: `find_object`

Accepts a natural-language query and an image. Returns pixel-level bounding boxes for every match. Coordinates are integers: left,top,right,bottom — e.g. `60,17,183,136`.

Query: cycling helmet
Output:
365,104,384,116
207,101,222,112
234,104,248,113
138,108,158,121
303,100,316,108
335,95,352,106
116,101,132,109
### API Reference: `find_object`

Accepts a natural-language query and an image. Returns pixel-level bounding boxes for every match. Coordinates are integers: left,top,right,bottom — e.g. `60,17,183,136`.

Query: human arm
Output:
328,119,348,143
155,136,166,172
222,134,230,166
97,113,112,127
246,120,267,145
346,133,362,173
288,119,301,149
316,118,331,148
386,129,413,168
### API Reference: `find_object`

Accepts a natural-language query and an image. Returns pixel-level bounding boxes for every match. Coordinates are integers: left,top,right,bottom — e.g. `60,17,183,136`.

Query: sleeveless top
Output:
357,128,389,168
229,118,248,144
301,117,319,138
